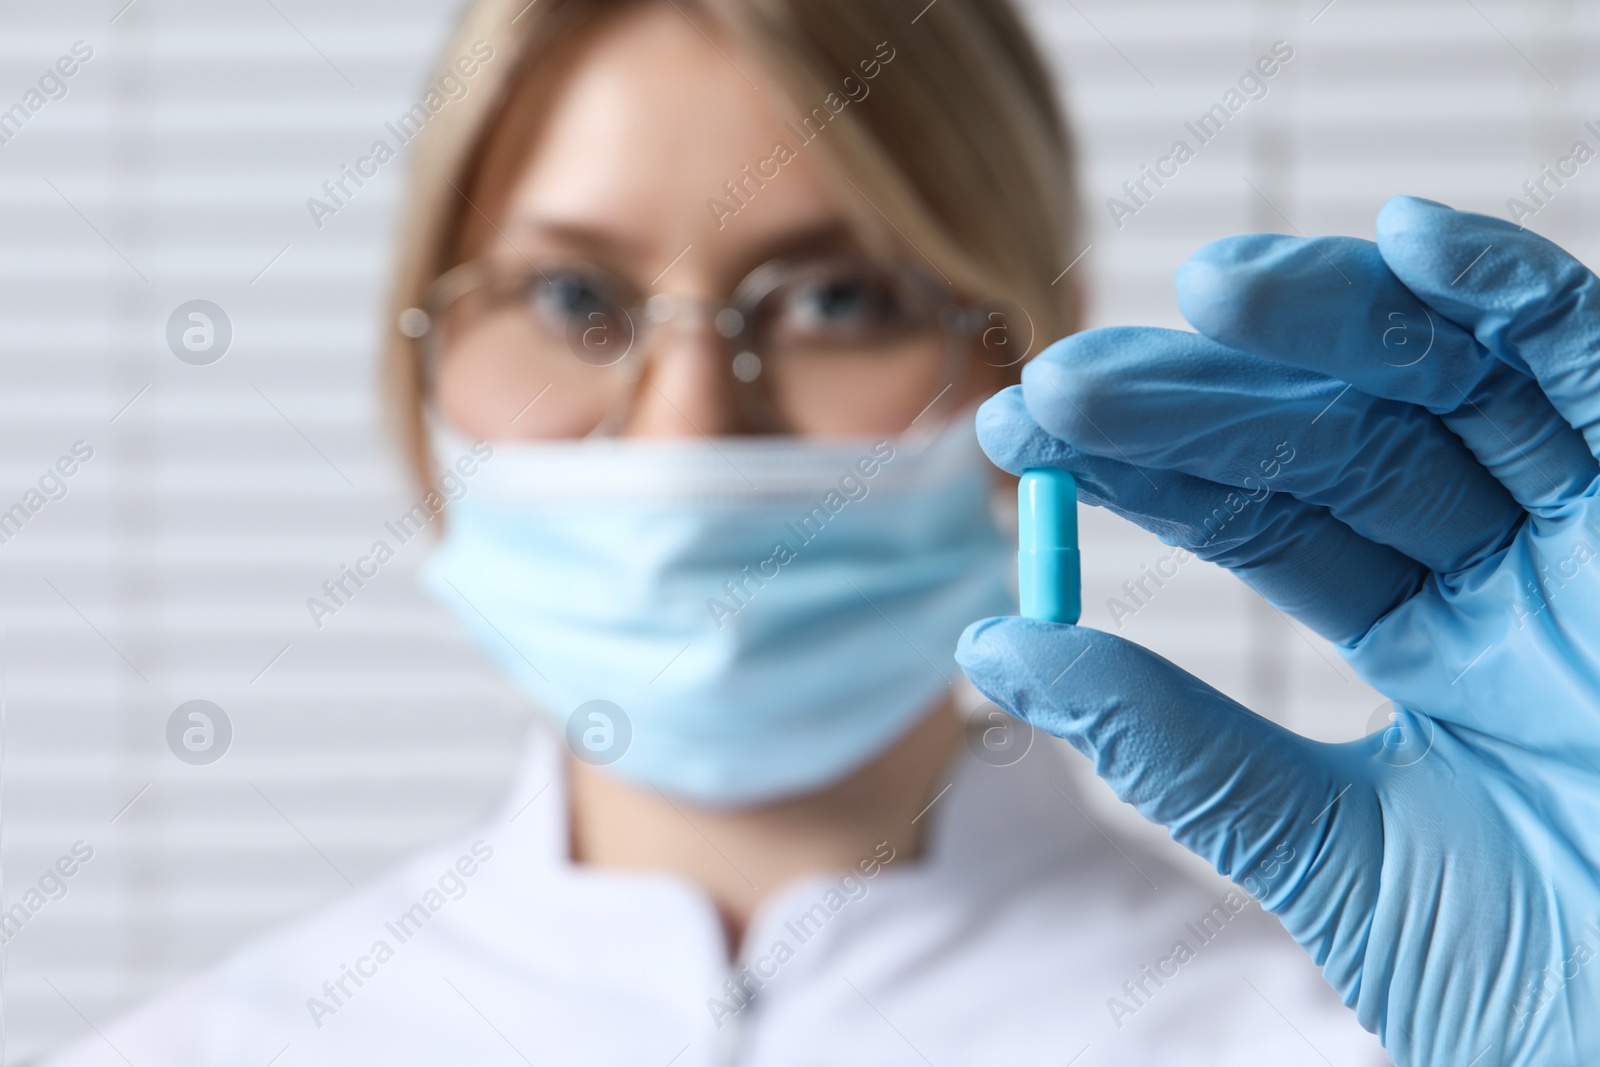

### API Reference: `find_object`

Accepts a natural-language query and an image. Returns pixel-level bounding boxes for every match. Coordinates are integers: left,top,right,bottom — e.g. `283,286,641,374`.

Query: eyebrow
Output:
501,218,645,262
499,217,863,286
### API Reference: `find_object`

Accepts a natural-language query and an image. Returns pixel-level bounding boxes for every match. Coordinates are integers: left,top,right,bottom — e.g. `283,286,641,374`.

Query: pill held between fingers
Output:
1018,467,1081,624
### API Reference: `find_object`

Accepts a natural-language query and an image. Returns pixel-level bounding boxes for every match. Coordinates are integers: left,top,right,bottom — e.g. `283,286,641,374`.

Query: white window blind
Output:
1,0,1594,1059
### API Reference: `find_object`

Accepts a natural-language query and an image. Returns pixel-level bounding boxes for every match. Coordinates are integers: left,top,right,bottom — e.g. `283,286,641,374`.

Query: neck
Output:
566,698,966,959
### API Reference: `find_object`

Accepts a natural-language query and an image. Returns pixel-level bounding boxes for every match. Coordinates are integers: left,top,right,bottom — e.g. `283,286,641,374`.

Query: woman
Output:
49,0,1382,1062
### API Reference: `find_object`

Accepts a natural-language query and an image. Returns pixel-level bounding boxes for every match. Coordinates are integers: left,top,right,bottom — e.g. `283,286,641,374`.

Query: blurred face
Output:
433,4,1008,440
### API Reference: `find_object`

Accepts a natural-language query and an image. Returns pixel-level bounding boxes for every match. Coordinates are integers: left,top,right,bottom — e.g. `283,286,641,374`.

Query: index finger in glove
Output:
978,387,1425,643
1022,327,1523,575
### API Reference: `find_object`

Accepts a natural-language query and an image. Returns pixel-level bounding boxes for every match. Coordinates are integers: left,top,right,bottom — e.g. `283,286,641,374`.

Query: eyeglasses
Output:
399,252,1033,438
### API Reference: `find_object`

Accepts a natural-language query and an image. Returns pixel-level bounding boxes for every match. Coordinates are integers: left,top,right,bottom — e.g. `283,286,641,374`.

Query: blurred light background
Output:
1,0,1595,1058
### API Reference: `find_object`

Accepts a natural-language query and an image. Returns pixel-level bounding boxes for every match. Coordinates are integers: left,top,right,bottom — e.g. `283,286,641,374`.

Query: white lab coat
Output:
46,719,1387,1066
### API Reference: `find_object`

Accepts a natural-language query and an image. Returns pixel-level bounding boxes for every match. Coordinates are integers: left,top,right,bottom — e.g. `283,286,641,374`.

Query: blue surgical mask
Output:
420,410,1014,806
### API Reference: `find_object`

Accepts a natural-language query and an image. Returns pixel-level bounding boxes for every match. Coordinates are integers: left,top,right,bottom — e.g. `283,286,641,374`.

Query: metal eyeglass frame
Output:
398,253,1028,436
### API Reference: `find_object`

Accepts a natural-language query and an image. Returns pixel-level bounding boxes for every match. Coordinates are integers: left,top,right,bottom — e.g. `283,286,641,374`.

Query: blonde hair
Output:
384,0,1080,494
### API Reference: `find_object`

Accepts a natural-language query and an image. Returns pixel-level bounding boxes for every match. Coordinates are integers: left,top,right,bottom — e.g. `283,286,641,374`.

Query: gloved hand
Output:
956,197,1600,1066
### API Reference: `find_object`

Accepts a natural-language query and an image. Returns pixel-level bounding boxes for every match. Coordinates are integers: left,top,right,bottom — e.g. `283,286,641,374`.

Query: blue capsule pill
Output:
1018,467,1081,623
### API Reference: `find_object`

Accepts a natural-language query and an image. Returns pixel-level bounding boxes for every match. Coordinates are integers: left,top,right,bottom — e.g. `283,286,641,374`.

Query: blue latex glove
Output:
956,197,1600,1066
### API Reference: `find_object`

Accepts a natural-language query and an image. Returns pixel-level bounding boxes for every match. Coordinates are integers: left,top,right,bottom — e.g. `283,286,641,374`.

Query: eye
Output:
777,273,906,339
796,278,875,322
528,269,620,330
